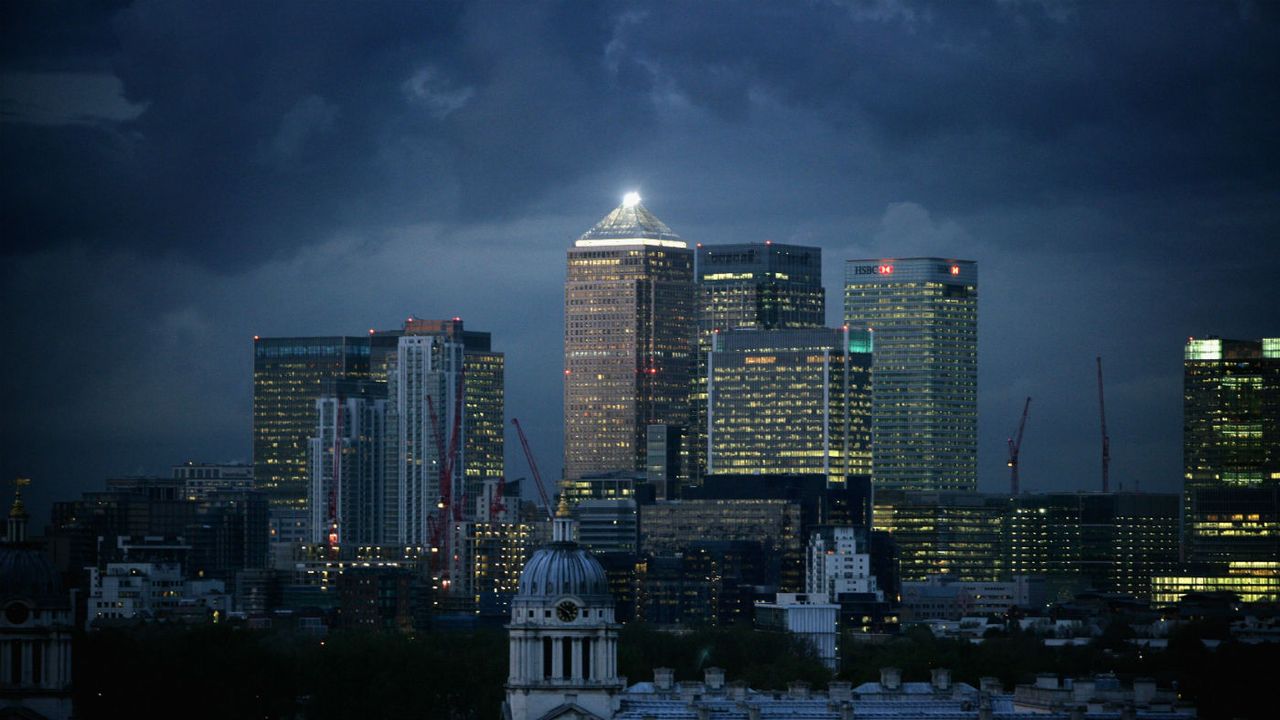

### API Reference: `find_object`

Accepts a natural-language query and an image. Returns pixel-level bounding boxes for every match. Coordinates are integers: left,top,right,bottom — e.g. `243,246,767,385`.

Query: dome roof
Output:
0,545,64,605
517,542,610,599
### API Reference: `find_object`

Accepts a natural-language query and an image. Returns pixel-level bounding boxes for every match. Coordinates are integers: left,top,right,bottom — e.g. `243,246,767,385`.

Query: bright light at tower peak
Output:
622,191,641,208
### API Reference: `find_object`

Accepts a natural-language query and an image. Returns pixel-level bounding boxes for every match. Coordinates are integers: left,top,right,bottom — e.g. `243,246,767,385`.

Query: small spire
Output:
552,495,575,543
9,476,29,519
7,477,30,543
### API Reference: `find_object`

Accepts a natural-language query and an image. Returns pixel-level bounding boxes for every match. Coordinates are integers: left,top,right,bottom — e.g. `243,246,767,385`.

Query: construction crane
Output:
1007,396,1031,496
1097,356,1111,493
488,475,508,522
426,377,465,576
511,418,554,520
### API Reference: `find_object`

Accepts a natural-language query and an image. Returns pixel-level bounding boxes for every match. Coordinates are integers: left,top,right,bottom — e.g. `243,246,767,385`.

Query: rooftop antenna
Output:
1097,356,1111,493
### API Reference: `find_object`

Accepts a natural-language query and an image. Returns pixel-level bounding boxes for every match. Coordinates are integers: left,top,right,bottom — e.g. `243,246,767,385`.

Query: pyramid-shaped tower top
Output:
575,193,686,248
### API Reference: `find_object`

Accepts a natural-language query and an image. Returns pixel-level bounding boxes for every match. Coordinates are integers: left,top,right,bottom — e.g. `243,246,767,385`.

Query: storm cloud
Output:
3,0,1278,523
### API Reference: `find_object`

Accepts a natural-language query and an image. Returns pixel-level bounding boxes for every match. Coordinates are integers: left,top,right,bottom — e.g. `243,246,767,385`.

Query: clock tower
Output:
504,499,624,720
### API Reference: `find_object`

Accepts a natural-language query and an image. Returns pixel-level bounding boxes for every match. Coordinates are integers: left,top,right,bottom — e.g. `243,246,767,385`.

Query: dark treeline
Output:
73,622,1275,719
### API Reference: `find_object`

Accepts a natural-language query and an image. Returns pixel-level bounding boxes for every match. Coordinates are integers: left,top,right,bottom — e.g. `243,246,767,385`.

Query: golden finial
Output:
556,494,571,518
9,476,30,518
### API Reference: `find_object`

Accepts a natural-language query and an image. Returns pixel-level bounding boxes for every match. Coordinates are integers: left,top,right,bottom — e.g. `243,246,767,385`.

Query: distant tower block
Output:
564,194,695,481
844,258,978,493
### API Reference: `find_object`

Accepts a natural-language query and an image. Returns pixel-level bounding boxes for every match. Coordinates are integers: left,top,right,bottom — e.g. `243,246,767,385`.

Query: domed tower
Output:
2,478,74,720
504,499,624,720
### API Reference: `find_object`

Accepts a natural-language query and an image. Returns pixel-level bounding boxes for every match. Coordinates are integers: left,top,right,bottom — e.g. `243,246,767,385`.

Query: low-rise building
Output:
1151,561,1280,604
901,575,1046,621
1013,673,1181,714
606,667,1195,719
85,562,184,628
755,592,840,670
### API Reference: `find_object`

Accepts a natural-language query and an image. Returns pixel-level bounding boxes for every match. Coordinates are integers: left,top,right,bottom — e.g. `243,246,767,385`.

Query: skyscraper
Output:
564,194,695,481
1183,336,1280,564
308,379,389,547
385,318,505,545
378,318,505,523
691,242,825,484
844,258,978,493
253,336,373,510
706,327,872,486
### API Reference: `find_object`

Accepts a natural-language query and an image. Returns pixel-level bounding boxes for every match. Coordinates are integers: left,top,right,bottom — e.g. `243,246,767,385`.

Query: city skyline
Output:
4,2,1279,527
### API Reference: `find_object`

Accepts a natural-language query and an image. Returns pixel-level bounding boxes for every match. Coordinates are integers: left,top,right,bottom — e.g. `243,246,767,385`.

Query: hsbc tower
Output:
843,258,978,494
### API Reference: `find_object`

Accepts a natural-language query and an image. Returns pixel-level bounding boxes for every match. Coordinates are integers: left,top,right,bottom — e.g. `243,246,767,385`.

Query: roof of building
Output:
517,541,611,600
0,544,64,606
576,200,684,246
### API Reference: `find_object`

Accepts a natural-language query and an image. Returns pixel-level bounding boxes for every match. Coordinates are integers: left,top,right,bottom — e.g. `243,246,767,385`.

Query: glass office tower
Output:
691,242,825,485
844,258,978,492
564,196,695,481
253,337,373,510
706,327,872,486
1183,337,1280,564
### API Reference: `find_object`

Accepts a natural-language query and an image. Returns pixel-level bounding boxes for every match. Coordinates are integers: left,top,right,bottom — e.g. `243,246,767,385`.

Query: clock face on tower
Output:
556,600,579,622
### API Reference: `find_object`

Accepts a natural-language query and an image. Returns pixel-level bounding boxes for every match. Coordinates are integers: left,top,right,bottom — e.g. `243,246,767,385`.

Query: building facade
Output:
754,593,840,670
807,526,879,599
308,379,390,547
172,462,253,501
2,488,74,720
874,491,1008,582
1150,561,1280,604
1183,336,1280,564
1008,492,1180,599
504,505,625,720
692,242,826,484
564,195,695,481
900,575,1046,621
707,328,872,486
253,336,373,511
843,258,978,492
640,498,805,591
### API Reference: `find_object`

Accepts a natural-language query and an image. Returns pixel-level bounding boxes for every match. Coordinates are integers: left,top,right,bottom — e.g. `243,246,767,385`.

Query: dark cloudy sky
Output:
3,0,1278,525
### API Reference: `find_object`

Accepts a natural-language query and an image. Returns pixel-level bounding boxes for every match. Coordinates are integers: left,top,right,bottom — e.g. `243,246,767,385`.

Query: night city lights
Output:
2,3,1278,719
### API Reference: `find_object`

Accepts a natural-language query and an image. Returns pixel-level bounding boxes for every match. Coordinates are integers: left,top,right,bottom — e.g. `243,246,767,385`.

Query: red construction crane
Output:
511,418,554,520
1007,396,1031,496
1097,356,1111,493
488,476,507,522
426,377,465,573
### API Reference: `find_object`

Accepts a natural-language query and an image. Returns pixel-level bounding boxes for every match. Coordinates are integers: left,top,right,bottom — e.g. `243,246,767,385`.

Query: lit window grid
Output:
843,259,978,494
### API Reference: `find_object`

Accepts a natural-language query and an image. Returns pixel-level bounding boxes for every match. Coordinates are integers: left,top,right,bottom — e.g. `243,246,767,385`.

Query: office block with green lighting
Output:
706,327,872,487
1183,336,1280,564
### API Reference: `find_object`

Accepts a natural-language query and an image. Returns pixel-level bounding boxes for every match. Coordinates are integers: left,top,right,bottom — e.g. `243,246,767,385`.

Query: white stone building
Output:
754,592,841,670
807,526,881,599
504,501,626,720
